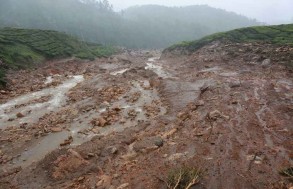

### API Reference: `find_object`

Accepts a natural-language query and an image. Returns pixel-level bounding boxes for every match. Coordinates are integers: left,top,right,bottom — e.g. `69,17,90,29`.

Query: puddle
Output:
44,76,53,84
110,68,130,76
145,57,173,78
0,75,84,129
148,57,160,62
199,66,222,73
219,72,238,77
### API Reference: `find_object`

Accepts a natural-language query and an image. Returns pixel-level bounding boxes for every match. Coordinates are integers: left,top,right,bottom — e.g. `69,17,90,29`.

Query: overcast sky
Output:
108,0,293,24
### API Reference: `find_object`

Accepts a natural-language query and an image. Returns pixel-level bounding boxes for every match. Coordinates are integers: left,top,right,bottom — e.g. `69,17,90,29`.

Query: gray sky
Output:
108,0,293,24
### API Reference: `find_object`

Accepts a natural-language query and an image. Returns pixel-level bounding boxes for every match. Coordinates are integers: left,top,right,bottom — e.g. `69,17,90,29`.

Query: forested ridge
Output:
0,0,261,48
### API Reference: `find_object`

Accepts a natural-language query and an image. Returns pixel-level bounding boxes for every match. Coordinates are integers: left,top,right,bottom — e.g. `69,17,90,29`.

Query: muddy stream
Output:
0,57,168,169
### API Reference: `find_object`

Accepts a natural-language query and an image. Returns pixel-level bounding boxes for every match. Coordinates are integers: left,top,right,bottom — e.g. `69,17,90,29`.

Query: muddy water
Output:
7,77,166,169
110,68,130,76
3,57,170,169
0,76,84,129
145,57,173,78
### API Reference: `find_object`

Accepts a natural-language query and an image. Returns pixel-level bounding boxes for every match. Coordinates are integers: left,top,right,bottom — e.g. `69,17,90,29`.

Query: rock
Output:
16,112,25,118
229,81,241,88
208,110,229,120
154,137,164,147
122,152,137,161
133,136,163,152
231,100,238,104
107,146,118,154
209,110,221,120
168,152,188,161
195,100,205,106
100,101,110,108
149,78,160,88
98,117,107,127
113,105,121,111
162,128,178,139
0,90,8,94
261,59,271,67
87,153,95,158
78,176,85,181
68,149,84,160
60,136,73,146
51,127,62,132
117,183,130,189
96,175,112,188
177,111,189,120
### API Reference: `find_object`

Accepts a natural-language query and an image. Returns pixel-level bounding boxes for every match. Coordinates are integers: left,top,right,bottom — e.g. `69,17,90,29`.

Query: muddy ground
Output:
0,42,292,189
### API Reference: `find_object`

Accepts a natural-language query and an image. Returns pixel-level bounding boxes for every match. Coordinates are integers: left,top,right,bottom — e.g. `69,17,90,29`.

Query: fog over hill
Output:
109,0,293,24
0,0,261,48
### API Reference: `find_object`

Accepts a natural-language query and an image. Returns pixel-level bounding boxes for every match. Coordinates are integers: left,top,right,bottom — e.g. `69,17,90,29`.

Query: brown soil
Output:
0,43,292,189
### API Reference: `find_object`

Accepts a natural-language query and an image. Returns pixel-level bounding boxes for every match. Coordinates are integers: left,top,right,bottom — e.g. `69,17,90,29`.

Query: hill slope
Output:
0,28,116,86
164,24,293,54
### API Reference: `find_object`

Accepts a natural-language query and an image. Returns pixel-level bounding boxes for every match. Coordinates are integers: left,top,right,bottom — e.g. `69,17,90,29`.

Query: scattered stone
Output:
87,153,95,158
208,110,230,120
51,127,62,132
78,176,85,182
195,100,205,106
177,111,190,121
154,137,164,147
0,90,8,94
162,128,178,139
133,136,163,152
117,183,130,189
60,136,73,146
229,81,241,88
122,152,137,161
261,58,271,67
168,152,188,161
16,112,25,118
113,105,121,111
96,175,112,188
98,117,107,127
107,146,118,154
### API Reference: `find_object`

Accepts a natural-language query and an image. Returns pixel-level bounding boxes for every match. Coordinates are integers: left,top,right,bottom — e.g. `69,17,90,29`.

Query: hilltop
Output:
0,28,116,86
164,24,293,55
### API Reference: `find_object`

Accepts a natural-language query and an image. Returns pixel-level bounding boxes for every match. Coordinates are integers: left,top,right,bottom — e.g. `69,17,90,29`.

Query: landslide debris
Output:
0,28,116,87
0,26,293,189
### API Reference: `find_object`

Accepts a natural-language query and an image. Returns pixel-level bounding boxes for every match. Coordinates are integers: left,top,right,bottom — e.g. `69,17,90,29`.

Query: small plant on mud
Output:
280,167,293,182
166,166,201,189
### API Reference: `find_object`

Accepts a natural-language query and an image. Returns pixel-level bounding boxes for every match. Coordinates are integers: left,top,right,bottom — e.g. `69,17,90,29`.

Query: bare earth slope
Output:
0,41,292,188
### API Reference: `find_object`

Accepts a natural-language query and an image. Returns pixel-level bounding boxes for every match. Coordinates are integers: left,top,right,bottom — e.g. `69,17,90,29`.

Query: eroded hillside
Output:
0,25,292,189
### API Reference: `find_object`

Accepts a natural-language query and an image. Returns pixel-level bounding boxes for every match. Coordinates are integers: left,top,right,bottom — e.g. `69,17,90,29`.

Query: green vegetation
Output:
165,24,293,53
0,0,260,49
0,28,116,87
166,167,201,189
280,167,293,182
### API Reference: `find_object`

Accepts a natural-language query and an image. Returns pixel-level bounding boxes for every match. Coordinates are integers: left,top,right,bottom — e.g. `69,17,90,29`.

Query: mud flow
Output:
0,45,292,189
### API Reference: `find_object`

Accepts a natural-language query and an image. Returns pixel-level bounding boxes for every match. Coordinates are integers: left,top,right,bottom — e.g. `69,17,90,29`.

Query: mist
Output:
109,0,293,24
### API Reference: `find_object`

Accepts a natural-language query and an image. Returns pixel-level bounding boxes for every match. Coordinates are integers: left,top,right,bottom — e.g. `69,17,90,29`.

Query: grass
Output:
164,24,293,53
280,167,293,182
165,166,202,189
0,28,117,87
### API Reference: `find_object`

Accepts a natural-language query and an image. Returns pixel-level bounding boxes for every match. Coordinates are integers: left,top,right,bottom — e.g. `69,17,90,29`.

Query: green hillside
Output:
0,28,116,86
165,24,293,53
